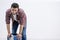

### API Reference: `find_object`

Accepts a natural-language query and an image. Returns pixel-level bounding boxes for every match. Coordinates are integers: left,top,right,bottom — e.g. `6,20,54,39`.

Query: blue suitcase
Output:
7,34,22,40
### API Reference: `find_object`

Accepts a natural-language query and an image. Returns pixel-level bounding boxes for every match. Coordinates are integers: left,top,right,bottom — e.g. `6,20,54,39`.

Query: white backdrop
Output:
0,0,60,40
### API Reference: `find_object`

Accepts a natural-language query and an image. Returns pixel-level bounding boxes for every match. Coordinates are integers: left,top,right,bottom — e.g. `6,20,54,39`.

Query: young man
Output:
5,3,27,40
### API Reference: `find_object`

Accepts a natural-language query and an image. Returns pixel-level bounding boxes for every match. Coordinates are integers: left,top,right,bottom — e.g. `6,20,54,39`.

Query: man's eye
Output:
14,10,16,11
12,10,14,11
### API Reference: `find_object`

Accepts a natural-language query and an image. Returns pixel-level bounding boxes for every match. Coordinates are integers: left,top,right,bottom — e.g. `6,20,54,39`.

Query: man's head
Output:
11,3,19,14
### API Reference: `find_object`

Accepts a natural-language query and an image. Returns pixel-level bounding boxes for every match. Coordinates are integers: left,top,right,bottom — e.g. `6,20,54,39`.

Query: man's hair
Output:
11,3,19,8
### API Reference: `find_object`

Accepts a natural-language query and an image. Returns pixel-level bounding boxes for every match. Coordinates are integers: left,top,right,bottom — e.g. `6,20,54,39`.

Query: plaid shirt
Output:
5,8,26,25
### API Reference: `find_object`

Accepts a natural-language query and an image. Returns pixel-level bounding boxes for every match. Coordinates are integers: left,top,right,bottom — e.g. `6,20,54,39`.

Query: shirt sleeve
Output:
20,9,26,25
5,11,10,24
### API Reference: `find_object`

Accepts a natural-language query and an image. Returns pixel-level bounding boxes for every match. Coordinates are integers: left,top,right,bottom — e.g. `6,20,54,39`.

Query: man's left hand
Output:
17,34,22,38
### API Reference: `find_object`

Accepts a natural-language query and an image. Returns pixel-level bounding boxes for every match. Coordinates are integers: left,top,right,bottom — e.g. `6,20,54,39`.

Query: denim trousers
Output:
7,20,27,40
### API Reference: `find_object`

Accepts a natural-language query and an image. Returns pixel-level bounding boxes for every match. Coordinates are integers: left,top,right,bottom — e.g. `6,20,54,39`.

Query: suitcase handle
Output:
7,34,22,40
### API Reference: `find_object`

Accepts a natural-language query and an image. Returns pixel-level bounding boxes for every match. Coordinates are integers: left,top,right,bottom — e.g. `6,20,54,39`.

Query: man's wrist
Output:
8,32,10,34
19,32,22,35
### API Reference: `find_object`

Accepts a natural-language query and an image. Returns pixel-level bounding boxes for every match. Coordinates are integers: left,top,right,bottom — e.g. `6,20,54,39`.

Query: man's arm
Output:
6,24,10,34
5,10,11,35
19,9,26,35
17,24,24,38
19,25,24,34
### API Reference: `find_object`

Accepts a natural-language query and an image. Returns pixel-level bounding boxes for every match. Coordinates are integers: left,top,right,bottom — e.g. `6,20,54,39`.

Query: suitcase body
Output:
7,35,22,40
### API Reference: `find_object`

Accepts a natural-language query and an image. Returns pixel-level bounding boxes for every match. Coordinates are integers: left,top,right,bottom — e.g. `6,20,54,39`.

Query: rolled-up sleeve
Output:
20,10,26,25
5,11,10,24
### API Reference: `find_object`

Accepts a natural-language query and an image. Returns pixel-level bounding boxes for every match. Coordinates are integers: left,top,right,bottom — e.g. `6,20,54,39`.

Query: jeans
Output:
7,20,27,40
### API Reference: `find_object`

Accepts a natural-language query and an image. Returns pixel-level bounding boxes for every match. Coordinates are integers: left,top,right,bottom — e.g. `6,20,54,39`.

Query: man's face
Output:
11,8,18,15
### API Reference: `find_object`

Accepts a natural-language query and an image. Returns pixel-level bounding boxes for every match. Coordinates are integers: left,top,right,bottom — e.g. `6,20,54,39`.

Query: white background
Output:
0,0,60,40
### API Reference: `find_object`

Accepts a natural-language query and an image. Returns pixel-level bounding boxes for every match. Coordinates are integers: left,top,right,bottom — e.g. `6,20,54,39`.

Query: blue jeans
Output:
7,20,27,40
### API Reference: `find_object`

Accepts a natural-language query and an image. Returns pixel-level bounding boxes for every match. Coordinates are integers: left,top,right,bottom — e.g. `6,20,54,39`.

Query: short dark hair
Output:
11,3,19,8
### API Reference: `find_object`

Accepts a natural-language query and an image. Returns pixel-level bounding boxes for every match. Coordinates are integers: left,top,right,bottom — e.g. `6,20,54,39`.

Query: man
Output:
5,3,27,40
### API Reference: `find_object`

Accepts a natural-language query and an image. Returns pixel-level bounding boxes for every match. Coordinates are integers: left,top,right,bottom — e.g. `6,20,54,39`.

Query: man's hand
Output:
6,24,11,37
17,25,23,39
17,25,24,38
17,34,22,38
7,33,11,37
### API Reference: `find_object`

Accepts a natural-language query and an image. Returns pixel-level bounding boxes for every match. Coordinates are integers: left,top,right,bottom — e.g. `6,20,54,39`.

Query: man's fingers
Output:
17,34,22,38
8,33,11,37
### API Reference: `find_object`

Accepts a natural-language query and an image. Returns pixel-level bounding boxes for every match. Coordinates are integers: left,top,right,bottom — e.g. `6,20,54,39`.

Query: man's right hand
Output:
7,33,11,37
6,24,11,37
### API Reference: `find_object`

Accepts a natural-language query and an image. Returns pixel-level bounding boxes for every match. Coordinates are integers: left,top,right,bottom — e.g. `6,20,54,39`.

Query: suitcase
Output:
7,34,22,40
